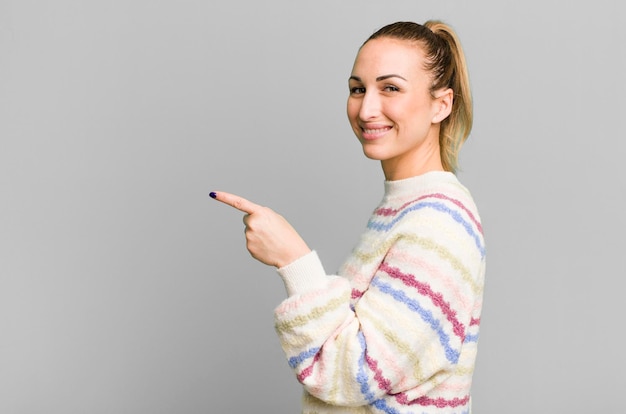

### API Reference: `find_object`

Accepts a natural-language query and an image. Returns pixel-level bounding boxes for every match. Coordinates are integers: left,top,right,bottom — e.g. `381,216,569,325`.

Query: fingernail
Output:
209,192,217,199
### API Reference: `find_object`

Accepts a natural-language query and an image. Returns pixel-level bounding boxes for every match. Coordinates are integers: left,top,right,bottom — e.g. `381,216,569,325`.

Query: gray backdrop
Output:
1,0,624,413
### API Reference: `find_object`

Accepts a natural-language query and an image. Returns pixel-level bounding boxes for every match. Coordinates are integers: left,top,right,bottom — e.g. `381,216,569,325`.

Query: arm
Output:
273,206,485,407
210,190,485,406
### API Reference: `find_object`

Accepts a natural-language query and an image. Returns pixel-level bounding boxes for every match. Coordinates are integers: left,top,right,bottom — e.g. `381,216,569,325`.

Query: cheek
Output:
380,101,403,125
346,99,359,122
398,98,430,126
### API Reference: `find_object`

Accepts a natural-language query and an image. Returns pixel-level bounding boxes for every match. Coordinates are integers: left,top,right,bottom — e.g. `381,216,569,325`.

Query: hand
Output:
210,191,311,268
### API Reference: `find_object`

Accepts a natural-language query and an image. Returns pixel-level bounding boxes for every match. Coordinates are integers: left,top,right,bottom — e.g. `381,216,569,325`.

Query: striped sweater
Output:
274,171,486,414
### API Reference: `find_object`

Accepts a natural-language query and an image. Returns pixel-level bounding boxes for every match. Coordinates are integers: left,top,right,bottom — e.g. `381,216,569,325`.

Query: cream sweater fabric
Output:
274,172,485,414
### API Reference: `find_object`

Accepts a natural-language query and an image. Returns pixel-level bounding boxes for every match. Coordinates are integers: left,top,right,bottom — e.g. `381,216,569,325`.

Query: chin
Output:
361,147,387,161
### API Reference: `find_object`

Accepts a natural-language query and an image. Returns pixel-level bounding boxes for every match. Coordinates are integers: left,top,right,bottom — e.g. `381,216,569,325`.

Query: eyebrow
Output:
349,74,408,82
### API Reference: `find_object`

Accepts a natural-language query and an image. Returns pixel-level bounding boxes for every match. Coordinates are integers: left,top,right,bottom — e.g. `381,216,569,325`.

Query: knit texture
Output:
275,171,485,414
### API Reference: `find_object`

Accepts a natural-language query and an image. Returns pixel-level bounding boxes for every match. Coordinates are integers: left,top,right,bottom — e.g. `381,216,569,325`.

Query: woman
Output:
211,20,485,414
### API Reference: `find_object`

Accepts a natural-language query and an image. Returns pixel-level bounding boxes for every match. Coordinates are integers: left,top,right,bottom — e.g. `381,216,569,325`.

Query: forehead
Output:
351,37,427,79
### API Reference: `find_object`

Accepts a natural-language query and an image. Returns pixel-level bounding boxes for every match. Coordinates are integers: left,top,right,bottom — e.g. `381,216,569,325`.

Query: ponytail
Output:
424,20,472,173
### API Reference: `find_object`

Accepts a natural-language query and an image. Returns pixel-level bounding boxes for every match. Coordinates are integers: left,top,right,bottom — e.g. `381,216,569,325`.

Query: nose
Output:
358,91,381,121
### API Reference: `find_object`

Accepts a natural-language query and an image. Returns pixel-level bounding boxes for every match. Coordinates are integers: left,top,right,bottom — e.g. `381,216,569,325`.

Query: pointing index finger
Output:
210,191,261,214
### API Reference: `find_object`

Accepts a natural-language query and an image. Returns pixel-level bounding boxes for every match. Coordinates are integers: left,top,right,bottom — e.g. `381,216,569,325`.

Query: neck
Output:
381,145,444,181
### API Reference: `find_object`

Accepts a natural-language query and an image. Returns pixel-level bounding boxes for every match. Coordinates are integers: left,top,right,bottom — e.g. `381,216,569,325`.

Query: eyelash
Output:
350,87,366,95
349,85,400,95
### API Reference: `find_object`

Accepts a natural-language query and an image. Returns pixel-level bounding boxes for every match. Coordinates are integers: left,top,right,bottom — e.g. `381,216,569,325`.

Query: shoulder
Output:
377,173,482,234
378,173,485,263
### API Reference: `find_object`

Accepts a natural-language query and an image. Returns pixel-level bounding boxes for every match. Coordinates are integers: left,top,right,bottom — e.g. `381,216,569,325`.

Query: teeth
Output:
363,127,389,134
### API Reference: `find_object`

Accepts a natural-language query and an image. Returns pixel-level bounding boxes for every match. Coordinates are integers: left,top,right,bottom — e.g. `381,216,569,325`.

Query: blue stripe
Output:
356,333,411,414
370,398,407,413
464,333,479,343
356,332,376,404
371,277,460,364
368,201,485,258
288,346,320,369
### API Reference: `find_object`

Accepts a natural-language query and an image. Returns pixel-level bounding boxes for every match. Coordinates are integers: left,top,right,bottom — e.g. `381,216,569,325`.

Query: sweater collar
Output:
383,171,458,198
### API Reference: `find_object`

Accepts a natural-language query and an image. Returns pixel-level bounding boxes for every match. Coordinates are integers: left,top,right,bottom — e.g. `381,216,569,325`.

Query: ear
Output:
431,88,453,123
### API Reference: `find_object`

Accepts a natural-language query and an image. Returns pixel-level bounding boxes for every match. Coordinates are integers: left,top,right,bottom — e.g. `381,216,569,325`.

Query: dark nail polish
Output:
209,192,217,199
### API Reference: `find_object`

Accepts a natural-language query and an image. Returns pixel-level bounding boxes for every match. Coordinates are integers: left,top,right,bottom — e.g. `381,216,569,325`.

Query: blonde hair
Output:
364,21,473,173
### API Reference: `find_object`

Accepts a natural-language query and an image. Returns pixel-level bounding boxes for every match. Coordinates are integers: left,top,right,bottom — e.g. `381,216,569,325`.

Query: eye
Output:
383,85,400,92
350,86,366,95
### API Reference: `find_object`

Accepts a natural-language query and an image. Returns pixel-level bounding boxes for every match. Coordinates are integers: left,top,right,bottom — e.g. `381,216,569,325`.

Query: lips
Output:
360,124,392,140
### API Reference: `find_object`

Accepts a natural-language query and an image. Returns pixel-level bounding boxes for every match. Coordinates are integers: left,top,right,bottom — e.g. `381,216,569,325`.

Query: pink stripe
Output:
380,262,466,340
375,193,483,235
366,354,392,392
396,393,470,407
362,330,410,390
384,250,472,311
470,317,480,326
430,381,472,392
386,250,475,310
297,352,321,382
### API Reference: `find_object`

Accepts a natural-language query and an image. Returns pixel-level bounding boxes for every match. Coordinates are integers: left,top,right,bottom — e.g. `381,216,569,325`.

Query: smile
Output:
360,125,392,140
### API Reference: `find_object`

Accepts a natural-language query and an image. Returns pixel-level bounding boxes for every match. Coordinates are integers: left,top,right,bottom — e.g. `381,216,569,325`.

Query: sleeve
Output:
273,205,485,407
